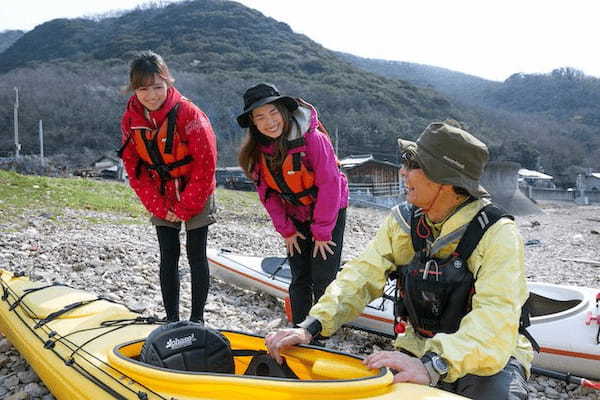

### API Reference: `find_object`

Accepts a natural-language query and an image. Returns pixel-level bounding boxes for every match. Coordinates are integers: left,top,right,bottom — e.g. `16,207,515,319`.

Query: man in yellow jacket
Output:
266,122,533,399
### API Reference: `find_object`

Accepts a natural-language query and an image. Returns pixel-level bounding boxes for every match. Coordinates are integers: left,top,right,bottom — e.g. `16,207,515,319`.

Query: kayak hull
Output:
527,282,600,380
0,269,464,400
208,248,600,380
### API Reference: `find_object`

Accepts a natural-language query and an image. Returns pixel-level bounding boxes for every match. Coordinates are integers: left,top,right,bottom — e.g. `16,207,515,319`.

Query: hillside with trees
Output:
0,0,473,167
0,0,597,186
492,68,600,122
340,54,600,185
0,30,24,53
337,53,502,106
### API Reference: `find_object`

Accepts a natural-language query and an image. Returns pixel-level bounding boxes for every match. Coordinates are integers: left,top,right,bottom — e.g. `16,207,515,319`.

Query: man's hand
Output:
284,232,306,256
265,328,312,364
363,351,431,385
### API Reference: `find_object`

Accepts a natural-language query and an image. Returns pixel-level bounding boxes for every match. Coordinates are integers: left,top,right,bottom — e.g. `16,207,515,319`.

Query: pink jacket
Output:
255,104,348,241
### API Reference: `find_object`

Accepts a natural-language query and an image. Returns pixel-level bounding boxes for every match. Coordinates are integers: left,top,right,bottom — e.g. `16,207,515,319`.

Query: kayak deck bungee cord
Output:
0,269,466,400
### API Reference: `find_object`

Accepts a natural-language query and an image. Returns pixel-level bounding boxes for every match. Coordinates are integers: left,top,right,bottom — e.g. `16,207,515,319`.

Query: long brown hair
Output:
238,101,295,179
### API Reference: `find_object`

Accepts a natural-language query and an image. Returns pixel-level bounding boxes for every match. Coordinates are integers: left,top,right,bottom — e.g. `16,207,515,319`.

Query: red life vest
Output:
259,141,317,206
130,103,193,183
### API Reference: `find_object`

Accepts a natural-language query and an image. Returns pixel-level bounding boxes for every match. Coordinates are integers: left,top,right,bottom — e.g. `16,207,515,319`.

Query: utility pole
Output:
335,127,339,155
39,120,45,167
14,87,21,159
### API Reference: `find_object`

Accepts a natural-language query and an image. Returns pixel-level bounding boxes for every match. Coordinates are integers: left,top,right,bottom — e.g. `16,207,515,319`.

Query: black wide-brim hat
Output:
237,83,298,128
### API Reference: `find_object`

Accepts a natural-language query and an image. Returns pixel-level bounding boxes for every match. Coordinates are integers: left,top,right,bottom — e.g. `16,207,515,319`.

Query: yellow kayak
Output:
0,270,464,400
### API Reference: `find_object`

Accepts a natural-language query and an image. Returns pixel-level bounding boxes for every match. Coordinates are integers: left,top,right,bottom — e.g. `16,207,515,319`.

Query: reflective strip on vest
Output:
391,203,412,234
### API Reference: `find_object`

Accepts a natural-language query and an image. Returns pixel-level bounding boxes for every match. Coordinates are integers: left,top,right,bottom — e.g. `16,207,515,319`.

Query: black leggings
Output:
287,208,346,325
156,225,209,322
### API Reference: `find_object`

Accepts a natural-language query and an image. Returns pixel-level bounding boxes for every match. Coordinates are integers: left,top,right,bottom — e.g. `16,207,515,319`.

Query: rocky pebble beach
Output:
0,195,599,399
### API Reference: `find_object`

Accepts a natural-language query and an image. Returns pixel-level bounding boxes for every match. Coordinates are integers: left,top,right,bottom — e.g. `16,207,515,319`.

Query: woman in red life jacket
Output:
119,51,217,323
237,83,349,326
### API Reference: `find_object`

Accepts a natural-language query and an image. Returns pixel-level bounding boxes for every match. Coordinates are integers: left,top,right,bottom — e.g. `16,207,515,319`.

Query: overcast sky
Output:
1,0,598,81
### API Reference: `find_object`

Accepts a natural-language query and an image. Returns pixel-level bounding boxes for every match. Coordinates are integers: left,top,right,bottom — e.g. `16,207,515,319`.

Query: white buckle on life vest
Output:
423,259,439,281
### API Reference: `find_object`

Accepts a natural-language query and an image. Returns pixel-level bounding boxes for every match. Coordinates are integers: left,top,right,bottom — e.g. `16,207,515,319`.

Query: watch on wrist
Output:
297,317,322,338
420,352,449,386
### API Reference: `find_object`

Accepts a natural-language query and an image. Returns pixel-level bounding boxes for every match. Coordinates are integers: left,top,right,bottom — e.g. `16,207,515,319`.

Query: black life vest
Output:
393,204,539,351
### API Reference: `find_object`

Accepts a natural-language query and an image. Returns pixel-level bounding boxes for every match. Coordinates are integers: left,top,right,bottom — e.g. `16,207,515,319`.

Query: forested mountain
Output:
0,0,471,167
340,55,600,183
0,0,597,185
340,53,600,126
0,30,24,53
337,53,501,106
492,68,600,123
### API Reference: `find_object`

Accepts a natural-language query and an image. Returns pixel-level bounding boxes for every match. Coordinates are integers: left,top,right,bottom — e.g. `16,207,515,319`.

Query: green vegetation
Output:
0,170,144,219
1,0,598,183
0,170,264,223
0,0,464,168
216,187,259,210
493,68,600,122
0,30,24,53
341,55,600,180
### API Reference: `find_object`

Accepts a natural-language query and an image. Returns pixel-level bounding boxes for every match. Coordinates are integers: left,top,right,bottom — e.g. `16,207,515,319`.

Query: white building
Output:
583,172,600,191
518,168,554,188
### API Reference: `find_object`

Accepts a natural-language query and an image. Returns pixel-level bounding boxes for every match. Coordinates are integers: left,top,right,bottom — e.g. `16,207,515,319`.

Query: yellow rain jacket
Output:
310,198,534,383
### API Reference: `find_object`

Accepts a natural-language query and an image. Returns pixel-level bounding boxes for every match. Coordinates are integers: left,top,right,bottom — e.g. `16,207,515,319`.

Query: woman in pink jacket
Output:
237,83,348,327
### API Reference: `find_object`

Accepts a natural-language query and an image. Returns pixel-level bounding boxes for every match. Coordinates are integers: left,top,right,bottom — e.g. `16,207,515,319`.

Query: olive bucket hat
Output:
398,122,490,198
236,83,298,128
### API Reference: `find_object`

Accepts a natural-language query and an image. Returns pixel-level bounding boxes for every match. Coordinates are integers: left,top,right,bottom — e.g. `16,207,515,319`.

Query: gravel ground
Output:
0,196,599,399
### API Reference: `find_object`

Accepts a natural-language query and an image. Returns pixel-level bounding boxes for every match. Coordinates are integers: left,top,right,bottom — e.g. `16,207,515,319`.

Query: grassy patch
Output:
214,188,266,218
0,170,145,218
0,170,264,223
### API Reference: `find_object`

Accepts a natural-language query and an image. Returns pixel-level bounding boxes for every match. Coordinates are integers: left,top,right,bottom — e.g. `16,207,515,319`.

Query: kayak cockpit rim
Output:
528,282,590,322
109,329,390,384
211,253,291,285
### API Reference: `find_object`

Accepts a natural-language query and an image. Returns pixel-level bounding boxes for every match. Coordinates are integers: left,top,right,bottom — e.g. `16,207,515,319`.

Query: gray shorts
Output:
151,194,216,231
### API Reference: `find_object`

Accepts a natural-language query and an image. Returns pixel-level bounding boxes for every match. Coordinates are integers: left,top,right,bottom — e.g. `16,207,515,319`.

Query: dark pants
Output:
156,225,210,322
288,208,346,325
438,357,528,400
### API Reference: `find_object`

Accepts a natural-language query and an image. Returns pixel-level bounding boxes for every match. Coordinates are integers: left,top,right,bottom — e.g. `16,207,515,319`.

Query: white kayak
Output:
207,248,600,380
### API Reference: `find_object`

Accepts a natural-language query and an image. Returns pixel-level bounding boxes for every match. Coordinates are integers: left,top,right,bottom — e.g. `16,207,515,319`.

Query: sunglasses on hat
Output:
401,151,421,171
